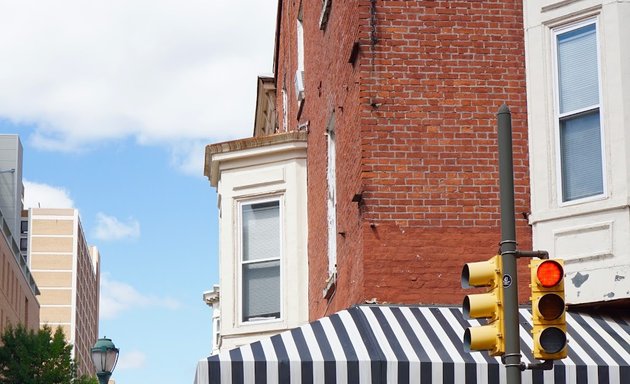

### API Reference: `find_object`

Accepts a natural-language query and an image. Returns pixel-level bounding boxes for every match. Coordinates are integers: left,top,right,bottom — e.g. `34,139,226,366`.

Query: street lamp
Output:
91,337,119,384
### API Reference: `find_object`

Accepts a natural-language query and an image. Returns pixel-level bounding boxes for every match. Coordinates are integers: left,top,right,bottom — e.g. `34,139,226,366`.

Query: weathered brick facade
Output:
274,0,531,320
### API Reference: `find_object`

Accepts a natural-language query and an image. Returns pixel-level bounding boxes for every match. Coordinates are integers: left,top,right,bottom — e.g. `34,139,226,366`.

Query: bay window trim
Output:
552,17,607,206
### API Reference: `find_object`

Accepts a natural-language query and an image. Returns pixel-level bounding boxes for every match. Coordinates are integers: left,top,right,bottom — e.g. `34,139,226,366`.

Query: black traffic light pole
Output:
497,104,522,384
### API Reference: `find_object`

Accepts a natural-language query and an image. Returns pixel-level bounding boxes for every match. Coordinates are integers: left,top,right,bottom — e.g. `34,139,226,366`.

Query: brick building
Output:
277,0,531,318
207,0,531,343
0,214,40,332
196,1,630,382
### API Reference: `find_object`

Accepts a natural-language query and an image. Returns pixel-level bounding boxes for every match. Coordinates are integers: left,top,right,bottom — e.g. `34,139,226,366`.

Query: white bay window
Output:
207,132,308,349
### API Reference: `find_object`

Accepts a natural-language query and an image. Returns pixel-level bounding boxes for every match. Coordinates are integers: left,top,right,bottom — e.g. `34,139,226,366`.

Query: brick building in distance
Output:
197,1,630,382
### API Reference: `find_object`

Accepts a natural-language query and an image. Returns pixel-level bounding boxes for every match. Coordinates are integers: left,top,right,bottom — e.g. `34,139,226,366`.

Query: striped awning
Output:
194,305,630,384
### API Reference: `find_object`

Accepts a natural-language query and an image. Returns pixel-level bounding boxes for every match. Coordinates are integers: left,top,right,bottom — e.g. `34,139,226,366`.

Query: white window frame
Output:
211,314,220,353
297,5,304,74
282,88,288,132
236,196,284,325
552,17,607,206
295,3,305,103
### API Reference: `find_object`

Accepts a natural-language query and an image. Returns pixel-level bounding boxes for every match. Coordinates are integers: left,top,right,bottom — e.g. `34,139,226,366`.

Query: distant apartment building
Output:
0,134,40,332
0,135,25,244
26,208,100,377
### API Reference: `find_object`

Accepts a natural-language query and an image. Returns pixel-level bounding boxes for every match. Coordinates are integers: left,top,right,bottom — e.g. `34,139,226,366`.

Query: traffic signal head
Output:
461,255,504,356
530,258,567,360
462,258,500,289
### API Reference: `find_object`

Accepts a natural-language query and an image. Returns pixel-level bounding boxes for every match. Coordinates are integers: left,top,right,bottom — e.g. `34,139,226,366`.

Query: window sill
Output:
221,321,287,338
529,196,627,225
228,317,286,336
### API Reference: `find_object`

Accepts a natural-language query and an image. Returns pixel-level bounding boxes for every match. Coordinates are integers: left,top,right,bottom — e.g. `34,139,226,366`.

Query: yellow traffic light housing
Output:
461,255,504,356
530,259,567,360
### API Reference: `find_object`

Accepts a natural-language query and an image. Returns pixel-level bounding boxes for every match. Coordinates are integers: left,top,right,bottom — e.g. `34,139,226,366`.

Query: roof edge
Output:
204,131,308,185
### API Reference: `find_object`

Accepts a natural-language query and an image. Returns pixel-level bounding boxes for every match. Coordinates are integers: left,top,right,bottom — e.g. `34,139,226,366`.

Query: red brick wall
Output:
275,0,368,319
357,0,531,308
274,0,531,321
0,235,40,332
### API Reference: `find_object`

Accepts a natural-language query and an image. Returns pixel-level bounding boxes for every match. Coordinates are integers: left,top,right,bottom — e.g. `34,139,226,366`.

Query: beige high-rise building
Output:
26,208,100,377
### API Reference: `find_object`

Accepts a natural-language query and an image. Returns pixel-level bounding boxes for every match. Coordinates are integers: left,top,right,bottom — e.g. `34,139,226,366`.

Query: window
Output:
282,88,288,132
19,238,27,252
295,4,305,103
24,297,28,327
20,220,28,234
212,316,220,351
326,112,337,276
240,199,281,322
555,21,604,202
319,0,332,30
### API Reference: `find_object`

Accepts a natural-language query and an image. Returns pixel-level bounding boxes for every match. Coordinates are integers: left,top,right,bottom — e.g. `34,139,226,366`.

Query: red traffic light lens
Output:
537,260,563,288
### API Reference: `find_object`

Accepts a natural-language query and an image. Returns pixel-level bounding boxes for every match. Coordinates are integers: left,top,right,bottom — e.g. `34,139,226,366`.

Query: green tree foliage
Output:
74,376,99,384
0,324,97,384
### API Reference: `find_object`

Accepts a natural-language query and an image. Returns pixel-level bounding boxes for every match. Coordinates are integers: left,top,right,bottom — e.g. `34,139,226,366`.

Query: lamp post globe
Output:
91,337,119,384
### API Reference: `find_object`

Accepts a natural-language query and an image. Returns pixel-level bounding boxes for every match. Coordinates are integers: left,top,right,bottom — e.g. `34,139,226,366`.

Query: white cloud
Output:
116,350,147,370
93,212,140,241
169,139,207,177
23,180,74,208
100,274,181,320
0,0,276,155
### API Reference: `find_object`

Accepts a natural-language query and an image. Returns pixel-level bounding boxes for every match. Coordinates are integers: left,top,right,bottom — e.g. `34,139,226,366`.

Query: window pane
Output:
560,111,603,201
242,201,280,262
242,260,280,321
557,23,598,114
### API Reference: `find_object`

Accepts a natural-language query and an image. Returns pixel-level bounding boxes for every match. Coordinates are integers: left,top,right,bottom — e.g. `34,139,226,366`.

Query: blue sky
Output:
0,1,277,382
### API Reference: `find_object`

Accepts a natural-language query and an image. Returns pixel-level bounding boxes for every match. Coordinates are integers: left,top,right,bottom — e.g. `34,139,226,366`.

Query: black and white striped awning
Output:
194,305,630,384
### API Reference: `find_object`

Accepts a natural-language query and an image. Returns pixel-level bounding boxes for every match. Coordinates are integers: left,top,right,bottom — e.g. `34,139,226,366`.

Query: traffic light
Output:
461,255,504,356
530,258,567,360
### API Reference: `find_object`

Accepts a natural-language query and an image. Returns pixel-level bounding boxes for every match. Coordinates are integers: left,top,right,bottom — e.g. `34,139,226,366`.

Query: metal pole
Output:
96,373,112,384
497,104,522,383
97,373,111,384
